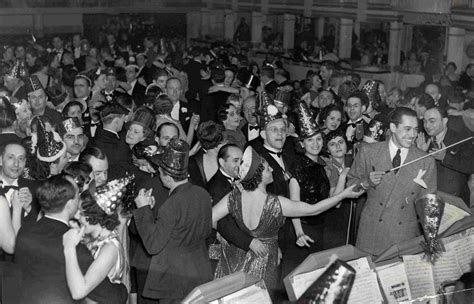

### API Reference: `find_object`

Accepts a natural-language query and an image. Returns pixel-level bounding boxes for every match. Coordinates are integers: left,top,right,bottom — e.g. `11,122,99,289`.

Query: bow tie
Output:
90,121,100,126
249,125,259,131
1,184,19,192
266,149,282,158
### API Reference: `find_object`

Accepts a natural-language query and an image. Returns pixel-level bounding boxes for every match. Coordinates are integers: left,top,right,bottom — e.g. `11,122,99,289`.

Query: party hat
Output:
35,117,66,162
296,101,321,139
298,259,355,303
239,146,264,182
95,175,135,215
5,60,29,80
256,90,286,129
153,138,189,179
24,75,44,94
274,87,292,106
362,80,381,109
415,194,446,263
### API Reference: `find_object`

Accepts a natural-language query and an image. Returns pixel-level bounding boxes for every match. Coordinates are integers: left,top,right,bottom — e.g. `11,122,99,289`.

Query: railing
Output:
0,0,203,8
390,0,451,14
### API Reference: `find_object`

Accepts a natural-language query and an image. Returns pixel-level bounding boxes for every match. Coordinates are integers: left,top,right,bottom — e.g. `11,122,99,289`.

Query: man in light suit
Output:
348,107,437,256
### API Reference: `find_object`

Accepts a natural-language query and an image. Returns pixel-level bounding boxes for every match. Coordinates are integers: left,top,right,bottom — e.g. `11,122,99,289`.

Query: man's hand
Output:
249,238,268,258
416,132,429,152
135,188,154,208
296,234,314,247
368,171,385,187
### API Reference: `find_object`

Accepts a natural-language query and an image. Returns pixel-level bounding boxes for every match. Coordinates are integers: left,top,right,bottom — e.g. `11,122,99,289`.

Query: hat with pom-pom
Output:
255,90,286,129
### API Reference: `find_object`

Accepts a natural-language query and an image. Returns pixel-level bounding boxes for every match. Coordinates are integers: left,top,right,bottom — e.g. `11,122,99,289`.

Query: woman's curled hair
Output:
80,190,120,231
240,162,265,192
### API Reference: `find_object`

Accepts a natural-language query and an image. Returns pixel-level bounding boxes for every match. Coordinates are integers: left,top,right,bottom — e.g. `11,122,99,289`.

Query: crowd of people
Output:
0,20,474,304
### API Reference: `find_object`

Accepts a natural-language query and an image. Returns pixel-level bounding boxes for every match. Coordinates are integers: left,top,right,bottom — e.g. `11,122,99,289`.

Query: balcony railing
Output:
390,0,451,14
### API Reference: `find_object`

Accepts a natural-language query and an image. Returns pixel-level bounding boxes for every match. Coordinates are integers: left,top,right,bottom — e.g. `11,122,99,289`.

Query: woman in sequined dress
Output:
212,146,362,293
63,190,128,304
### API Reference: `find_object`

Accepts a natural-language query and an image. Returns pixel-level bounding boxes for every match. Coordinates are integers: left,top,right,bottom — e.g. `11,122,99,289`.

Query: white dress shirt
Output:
389,138,409,166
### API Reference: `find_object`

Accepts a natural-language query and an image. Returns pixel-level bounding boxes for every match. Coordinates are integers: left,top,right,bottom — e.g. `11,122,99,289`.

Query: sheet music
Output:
431,249,463,289
347,271,383,303
376,262,412,303
347,257,372,273
438,203,470,234
403,255,436,299
221,285,272,304
451,234,474,273
291,267,326,300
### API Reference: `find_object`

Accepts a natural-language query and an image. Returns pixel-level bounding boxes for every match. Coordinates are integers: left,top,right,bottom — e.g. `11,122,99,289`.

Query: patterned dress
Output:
215,188,285,291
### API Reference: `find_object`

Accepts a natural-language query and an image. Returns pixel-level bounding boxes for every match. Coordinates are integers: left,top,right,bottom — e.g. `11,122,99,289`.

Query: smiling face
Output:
28,88,47,114
318,91,334,108
327,136,347,159
390,115,418,149
219,146,243,178
324,110,342,131
423,108,447,137
301,132,324,157
223,105,241,130
63,127,86,156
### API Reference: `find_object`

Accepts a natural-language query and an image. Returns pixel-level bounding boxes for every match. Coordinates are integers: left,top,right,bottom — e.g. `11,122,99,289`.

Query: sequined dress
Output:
215,188,285,290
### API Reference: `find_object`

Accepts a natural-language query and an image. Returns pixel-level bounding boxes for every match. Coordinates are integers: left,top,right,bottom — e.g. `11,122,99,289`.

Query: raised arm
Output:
63,229,118,300
280,184,362,218
212,193,230,229
0,196,20,254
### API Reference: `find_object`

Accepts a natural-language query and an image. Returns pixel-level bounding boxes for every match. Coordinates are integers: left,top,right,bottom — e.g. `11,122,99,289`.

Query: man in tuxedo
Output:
241,96,260,142
87,103,132,177
73,74,92,125
166,77,194,132
419,106,473,205
0,142,39,229
343,91,369,153
348,107,437,255
126,64,146,107
200,67,230,123
261,65,278,97
79,146,109,187
15,175,98,303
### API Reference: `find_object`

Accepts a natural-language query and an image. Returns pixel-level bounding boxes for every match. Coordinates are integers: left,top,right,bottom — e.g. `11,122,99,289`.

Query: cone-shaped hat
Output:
95,175,135,215
256,90,285,129
296,101,321,139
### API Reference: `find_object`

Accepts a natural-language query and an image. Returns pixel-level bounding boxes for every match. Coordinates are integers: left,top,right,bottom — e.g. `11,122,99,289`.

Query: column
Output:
446,27,465,72
209,10,225,38
338,18,353,59
201,8,210,37
283,14,296,50
317,17,324,40
388,21,403,67
186,11,201,43
402,24,413,54
251,11,264,45
224,10,236,41
33,13,44,37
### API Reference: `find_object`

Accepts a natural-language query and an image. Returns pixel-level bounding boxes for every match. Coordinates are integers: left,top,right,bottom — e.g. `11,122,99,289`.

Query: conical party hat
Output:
35,117,66,163
5,60,29,80
95,175,135,215
296,101,321,139
362,80,381,109
256,90,285,129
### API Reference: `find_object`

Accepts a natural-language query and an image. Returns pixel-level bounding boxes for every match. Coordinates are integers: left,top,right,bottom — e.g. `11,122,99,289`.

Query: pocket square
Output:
413,169,427,189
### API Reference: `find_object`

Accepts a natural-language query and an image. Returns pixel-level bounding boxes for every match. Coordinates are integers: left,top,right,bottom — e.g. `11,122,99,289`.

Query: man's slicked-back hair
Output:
37,175,76,213
389,107,417,127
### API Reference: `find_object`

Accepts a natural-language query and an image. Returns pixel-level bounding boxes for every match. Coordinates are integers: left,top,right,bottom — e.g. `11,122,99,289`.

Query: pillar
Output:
283,14,296,50
317,17,324,40
209,10,224,38
388,21,403,67
33,13,44,37
224,10,236,41
187,11,201,43
201,8,210,37
251,11,264,45
338,18,353,59
402,24,413,54
446,27,465,73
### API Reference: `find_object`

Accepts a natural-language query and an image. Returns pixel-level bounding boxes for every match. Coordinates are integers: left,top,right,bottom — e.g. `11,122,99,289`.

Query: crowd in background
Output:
0,14,474,303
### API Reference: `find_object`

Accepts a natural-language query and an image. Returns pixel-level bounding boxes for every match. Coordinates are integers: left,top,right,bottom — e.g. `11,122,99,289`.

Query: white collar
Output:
220,169,236,182
1,174,18,187
104,128,119,138
44,214,70,226
389,138,409,164
263,144,282,154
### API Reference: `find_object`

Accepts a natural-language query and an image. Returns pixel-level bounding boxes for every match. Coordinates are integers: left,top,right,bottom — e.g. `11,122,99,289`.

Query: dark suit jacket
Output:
87,128,133,177
200,90,231,123
249,138,290,197
15,217,93,304
184,60,203,101
83,121,102,140
132,183,213,299
207,170,253,251
435,128,473,204
131,81,147,107
177,101,194,135
264,80,278,97
138,65,154,86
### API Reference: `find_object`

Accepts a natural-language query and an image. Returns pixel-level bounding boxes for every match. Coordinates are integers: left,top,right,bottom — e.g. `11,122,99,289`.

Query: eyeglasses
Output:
267,127,288,134
64,134,85,141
